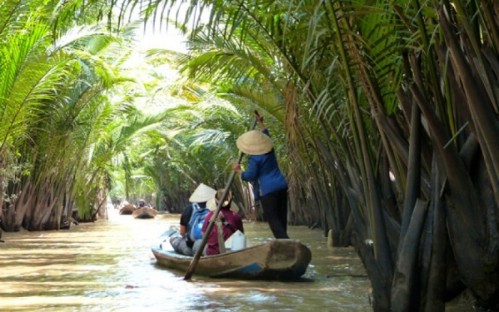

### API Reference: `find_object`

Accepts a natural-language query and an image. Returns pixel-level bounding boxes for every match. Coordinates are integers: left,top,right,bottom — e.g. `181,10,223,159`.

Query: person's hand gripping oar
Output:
184,110,260,281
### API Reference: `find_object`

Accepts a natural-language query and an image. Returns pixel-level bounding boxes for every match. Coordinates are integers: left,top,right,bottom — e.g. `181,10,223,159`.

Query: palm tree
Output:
0,0,146,229
2,25,128,230
0,6,81,229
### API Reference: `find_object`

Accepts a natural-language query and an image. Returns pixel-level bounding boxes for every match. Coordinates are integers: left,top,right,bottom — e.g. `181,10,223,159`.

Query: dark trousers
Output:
260,188,289,239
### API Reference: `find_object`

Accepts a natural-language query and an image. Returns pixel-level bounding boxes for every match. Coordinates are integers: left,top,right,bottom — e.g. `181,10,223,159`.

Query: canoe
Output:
132,207,158,219
119,204,136,215
151,238,312,280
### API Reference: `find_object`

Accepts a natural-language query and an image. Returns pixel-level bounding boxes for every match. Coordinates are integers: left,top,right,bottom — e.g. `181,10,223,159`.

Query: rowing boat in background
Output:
132,207,158,219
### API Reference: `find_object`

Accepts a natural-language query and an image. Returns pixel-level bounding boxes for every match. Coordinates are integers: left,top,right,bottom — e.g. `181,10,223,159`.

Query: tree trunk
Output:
2,180,34,232
391,199,427,311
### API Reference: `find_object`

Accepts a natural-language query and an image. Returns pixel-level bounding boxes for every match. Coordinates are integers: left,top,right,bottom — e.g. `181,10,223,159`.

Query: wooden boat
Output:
151,238,312,280
132,207,158,219
119,204,136,215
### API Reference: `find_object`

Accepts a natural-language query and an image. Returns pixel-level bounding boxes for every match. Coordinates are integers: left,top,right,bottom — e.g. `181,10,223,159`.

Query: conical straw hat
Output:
189,183,216,203
236,130,273,155
207,189,239,212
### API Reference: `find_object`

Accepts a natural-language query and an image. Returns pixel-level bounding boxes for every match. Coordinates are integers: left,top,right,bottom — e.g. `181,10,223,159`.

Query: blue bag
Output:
187,203,209,242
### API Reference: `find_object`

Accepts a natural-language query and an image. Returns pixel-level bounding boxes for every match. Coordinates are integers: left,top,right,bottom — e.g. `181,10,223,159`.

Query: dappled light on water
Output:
0,207,374,311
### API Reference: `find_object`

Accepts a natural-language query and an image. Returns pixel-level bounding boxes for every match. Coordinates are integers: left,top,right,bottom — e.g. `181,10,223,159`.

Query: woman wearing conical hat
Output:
232,114,289,239
169,183,216,256
202,189,244,255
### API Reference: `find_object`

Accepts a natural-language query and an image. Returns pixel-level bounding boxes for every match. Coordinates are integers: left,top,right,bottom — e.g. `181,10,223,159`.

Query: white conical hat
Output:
207,198,239,212
236,130,273,155
189,183,216,203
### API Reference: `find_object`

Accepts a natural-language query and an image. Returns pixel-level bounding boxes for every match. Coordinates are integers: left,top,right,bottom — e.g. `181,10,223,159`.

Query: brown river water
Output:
0,207,472,311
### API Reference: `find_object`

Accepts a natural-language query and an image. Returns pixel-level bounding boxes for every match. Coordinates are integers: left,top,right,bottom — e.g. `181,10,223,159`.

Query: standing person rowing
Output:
232,114,289,239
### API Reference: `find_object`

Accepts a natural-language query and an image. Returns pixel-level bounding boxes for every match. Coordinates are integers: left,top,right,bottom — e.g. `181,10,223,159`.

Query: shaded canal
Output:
0,207,471,311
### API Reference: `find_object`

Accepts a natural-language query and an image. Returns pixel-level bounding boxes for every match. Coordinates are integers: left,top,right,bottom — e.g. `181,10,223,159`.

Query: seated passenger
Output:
138,199,148,208
169,183,216,256
202,189,244,256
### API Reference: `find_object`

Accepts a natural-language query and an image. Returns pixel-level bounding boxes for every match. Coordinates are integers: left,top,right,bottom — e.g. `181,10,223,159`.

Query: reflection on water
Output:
0,207,471,311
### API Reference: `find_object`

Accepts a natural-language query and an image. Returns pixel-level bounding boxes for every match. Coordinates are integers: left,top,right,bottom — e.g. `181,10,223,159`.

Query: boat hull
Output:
132,207,158,219
151,239,312,280
119,204,136,215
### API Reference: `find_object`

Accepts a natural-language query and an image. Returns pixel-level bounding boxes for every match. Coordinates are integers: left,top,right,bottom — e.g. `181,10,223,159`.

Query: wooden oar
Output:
184,111,259,280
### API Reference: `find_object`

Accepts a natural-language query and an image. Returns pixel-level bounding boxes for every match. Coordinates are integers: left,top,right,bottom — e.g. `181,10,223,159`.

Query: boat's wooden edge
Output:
152,239,311,260
151,238,312,280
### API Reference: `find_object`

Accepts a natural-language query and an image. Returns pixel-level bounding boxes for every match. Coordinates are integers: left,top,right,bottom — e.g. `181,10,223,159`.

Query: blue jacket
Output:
241,130,287,199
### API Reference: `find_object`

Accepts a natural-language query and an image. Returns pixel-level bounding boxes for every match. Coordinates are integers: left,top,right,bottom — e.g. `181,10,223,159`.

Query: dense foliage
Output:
0,0,171,226
115,0,499,310
0,0,497,311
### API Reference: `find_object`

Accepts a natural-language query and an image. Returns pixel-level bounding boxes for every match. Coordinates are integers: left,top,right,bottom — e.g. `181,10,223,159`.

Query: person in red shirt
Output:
202,189,244,256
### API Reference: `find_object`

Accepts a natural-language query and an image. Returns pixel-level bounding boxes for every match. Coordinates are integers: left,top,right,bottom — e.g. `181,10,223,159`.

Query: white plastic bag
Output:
225,230,247,251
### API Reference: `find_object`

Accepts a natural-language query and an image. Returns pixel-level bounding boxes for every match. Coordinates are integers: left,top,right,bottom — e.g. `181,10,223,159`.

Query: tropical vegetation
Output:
0,0,497,311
